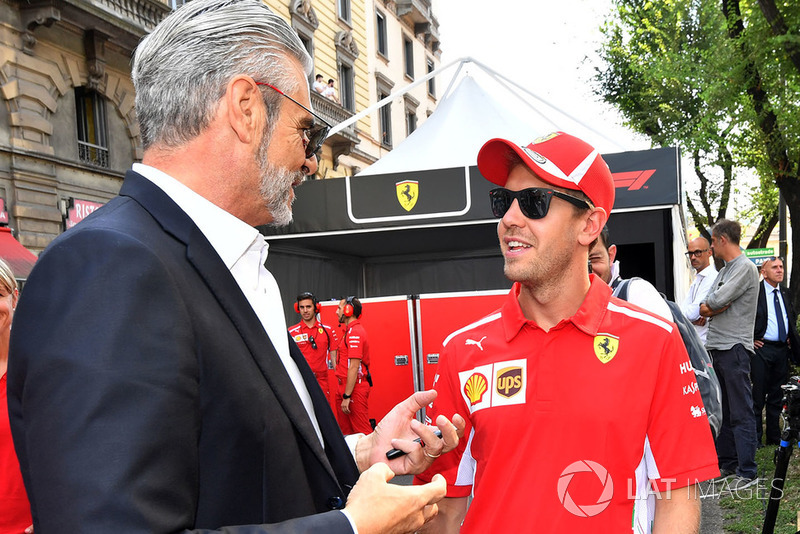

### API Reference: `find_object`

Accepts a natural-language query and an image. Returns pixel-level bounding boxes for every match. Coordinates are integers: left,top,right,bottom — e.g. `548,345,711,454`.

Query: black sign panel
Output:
262,147,680,237
604,146,680,209
347,167,469,222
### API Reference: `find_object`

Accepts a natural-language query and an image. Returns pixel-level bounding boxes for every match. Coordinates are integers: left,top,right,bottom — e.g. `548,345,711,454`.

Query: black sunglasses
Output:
255,81,331,159
685,249,709,257
489,187,590,219
309,336,317,350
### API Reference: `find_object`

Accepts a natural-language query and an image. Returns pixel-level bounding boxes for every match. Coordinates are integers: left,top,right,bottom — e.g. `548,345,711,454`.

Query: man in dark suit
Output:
753,256,800,446
6,0,462,532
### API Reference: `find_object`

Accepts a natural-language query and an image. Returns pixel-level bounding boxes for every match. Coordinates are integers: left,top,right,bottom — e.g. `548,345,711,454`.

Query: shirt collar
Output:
764,279,780,293
697,263,717,278
501,275,611,342
133,163,263,271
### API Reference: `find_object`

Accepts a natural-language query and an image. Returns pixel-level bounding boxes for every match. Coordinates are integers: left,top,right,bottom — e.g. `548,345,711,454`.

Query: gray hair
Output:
0,258,17,296
132,0,313,150
711,219,742,245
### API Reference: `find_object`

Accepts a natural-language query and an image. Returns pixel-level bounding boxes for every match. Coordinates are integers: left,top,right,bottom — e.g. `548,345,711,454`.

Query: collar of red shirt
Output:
500,274,612,342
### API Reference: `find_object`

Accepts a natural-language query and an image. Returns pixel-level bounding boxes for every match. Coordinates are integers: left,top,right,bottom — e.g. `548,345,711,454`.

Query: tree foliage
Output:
596,0,800,303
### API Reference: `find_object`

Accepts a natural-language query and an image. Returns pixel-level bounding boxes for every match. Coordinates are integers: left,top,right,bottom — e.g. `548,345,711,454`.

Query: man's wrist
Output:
343,393,351,399
353,433,372,472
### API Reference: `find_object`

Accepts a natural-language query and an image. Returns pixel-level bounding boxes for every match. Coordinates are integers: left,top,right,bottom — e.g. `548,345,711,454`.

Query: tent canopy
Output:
359,76,541,176
0,227,37,279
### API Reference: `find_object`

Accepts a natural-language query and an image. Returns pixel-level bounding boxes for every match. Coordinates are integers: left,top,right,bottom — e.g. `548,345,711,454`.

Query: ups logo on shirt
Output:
458,358,526,414
496,367,523,398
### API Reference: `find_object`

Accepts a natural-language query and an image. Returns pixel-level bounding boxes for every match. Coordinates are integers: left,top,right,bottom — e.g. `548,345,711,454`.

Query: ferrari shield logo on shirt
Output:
396,180,419,211
458,359,526,413
593,334,619,364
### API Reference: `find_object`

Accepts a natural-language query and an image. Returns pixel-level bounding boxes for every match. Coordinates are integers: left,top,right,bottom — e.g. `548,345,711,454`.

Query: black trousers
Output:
751,341,790,444
711,344,758,479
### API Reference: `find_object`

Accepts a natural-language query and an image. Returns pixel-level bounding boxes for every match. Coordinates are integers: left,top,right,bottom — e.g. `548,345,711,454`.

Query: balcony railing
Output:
78,140,109,168
396,0,432,25
73,0,170,34
311,92,357,141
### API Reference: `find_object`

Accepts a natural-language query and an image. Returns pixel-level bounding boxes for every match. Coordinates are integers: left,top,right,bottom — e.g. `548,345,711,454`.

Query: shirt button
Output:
327,496,344,510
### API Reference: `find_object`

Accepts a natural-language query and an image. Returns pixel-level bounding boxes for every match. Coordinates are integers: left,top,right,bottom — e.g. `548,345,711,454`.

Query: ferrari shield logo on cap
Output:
593,334,619,364
396,180,418,211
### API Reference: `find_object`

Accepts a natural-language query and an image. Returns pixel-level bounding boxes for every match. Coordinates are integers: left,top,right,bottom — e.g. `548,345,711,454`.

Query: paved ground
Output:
699,480,725,534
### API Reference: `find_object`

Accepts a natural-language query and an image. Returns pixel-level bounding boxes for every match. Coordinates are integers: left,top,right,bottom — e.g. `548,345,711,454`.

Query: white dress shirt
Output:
763,279,789,342
132,163,324,446
680,263,718,344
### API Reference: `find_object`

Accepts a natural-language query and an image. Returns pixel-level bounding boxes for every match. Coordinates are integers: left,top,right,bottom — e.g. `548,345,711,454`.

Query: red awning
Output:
0,227,37,279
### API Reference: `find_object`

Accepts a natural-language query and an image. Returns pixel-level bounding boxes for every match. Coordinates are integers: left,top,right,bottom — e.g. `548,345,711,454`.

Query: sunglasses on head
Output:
255,81,331,159
489,187,590,219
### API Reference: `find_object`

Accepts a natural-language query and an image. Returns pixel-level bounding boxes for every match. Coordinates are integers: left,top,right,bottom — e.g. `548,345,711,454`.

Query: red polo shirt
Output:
416,276,718,533
335,319,370,381
289,320,339,374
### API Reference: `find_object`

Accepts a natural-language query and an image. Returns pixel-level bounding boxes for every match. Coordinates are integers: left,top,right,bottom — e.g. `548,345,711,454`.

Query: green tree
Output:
596,0,800,302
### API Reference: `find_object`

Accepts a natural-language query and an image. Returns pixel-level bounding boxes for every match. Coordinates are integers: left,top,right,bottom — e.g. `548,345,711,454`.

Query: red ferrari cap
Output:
477,131,615,214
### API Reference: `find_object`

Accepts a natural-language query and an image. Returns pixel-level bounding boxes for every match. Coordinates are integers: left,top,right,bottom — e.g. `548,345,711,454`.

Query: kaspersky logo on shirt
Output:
458,359,527,413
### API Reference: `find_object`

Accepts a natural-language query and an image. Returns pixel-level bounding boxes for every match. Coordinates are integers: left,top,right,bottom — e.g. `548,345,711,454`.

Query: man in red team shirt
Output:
335,296,373,434
416,132,719,533
289,292,339,398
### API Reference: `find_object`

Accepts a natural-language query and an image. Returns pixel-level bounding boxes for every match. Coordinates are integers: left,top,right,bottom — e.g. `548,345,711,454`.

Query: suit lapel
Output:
118,171,342,486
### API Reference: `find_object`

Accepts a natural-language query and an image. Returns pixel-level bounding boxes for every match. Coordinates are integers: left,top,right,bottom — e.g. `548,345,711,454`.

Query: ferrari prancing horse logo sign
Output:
593,334,619,364
396,180,419,211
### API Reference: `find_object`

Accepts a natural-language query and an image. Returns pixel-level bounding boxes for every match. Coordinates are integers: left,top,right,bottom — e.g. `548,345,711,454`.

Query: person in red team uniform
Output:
0,259,32,534
289,292,339,397
335,296,373,434
415,132,719,533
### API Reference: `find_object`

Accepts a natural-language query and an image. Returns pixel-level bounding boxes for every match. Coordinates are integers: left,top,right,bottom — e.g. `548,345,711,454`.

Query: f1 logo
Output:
612,170,655,191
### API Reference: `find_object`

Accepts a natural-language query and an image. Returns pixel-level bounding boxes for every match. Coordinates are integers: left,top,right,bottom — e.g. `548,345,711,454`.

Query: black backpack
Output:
615,278,722,439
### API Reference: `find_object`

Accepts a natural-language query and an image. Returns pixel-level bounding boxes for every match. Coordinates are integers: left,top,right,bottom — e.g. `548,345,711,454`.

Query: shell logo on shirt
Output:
293,333,309,343
458,359,527,413
464,373,488,405
593,333,619,364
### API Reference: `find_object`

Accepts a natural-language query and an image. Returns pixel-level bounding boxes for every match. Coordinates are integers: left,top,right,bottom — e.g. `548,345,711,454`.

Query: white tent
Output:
337,58,634,177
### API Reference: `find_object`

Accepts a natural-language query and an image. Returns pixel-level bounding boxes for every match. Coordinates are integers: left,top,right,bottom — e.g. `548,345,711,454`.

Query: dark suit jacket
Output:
754,281,800,364
7,171,359,533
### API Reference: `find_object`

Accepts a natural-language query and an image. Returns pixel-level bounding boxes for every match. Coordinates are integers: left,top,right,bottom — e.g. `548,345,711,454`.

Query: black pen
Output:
386,428,443,460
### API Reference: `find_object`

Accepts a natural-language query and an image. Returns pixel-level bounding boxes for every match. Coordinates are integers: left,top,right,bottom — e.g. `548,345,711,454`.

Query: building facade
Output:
0,0,440,253
271,0,441,178
0,0,169,253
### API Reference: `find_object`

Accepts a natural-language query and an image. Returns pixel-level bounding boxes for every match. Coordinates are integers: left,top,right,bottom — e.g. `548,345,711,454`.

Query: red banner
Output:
66,198,104,229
